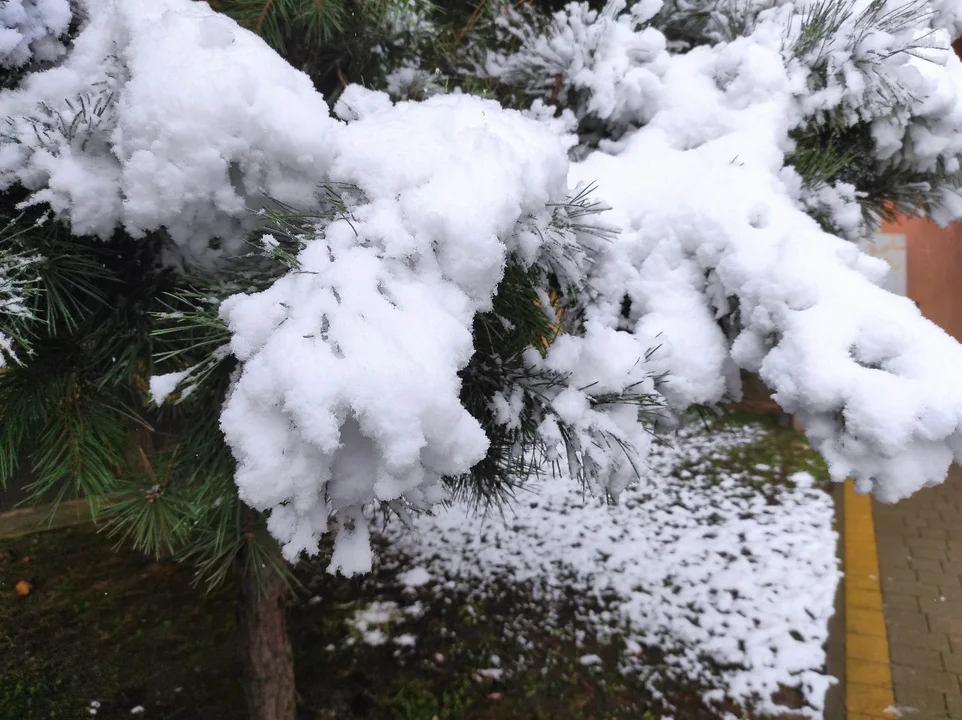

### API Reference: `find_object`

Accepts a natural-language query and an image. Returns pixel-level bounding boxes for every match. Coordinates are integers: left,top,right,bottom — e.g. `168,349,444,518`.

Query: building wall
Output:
880,216,962,342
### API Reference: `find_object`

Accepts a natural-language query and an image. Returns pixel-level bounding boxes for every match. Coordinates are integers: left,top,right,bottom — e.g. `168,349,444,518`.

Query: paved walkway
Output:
868,466,962,719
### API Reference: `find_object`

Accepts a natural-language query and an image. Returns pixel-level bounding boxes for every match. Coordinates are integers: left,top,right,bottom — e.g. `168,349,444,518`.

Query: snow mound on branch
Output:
219,92,576,570
385,422,840,718
0,0,70,69
571,8,962,502
0,0,339,262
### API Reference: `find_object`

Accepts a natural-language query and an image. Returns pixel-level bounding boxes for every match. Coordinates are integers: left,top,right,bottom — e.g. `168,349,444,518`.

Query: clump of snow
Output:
350,600,401,628
579,653,603,666
385,422,840,717
564,2,962,502
791,471,815,489
362,628,388,646
220,84,662,569
0,0,71,70
148,369,191,406
0,0,340,262
473,667,504,682
398,566,432,588
393,633,417,647
219,90,594,570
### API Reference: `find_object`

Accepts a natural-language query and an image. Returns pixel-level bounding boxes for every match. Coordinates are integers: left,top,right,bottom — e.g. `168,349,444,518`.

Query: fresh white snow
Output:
397,566,433,588
392,633,418,647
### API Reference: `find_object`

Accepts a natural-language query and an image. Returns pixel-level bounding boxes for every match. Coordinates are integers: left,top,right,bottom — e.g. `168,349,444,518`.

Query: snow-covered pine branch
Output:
3,0,962,571
565,0,962,501
217,86,658,570
0,0,339,263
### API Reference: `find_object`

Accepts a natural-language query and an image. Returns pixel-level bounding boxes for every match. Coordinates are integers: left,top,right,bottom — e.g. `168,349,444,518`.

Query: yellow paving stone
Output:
848,634,892,663
845,573,882,593
847,660,896,687
848,608,890,637
848,587,885,611
845,481,896,715
846,682,897,715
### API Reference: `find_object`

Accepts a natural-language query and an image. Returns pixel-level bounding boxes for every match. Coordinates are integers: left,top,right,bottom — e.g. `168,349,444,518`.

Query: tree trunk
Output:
237,552,297,720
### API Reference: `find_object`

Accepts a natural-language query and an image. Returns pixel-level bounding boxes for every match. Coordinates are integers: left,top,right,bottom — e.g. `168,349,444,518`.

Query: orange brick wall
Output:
881,215,962,342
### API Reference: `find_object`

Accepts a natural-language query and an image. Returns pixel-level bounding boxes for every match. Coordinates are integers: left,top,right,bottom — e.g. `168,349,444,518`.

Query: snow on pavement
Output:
383,421,840,718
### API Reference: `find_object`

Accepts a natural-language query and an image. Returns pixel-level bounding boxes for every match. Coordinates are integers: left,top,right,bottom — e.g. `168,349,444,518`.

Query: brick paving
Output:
872,465,962,719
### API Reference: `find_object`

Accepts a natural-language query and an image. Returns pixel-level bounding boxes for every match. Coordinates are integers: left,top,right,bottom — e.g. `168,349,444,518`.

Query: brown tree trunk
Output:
237,552,297,720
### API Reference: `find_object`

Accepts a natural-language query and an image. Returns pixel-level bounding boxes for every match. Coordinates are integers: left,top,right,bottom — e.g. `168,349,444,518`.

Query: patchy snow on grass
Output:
348,599,406,647
384,421,840,718
471,667,505,685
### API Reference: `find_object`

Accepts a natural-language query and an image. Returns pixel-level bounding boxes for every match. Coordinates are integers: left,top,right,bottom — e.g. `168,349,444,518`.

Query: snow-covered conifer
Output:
3,0,962,716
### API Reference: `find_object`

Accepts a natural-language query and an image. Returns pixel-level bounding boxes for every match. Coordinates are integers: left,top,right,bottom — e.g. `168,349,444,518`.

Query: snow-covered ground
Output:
379,421,840,718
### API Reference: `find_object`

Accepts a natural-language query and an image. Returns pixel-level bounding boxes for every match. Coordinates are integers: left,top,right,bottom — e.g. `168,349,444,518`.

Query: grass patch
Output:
697,411,832,494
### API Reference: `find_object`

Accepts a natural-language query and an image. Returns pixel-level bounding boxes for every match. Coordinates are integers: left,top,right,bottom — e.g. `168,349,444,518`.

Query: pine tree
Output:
3,1,962,718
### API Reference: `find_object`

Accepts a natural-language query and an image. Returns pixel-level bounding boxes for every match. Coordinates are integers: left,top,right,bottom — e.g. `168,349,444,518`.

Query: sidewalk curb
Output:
843,480,896,718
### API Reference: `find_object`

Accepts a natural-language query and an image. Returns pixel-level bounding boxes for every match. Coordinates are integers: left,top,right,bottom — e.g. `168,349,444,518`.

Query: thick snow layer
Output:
219,92,582,569
0,0,70,69
489,0,962,228
0,0,340,262
383,422,840,718
568,6,962,502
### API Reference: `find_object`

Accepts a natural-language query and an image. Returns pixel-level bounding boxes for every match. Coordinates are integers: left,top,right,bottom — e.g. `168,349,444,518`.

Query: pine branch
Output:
0,366,132,511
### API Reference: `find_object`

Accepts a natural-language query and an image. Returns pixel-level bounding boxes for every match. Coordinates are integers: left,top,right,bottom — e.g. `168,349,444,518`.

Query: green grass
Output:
697,411,832,494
